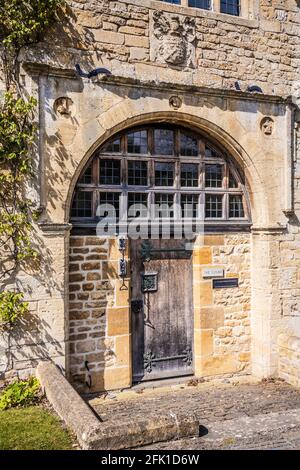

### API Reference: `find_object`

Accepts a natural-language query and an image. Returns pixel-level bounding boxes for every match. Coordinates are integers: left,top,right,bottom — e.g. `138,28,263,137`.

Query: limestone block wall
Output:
0,226,70,382
278,334,300,387
69,232,250,393
2,0,300,386
69,236,131,393
31,0,300,96
193,233,251,378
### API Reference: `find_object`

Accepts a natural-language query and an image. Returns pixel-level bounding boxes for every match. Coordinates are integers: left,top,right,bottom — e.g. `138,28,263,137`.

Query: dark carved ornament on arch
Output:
260,116,274,136
150,11,196,68
169,95,182,109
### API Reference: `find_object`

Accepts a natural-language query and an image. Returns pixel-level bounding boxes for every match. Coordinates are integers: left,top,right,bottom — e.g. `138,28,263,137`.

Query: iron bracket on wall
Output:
84,360,92,389
144,348,193,373
140,240,192,262
118,237,128,291
75,63,111,78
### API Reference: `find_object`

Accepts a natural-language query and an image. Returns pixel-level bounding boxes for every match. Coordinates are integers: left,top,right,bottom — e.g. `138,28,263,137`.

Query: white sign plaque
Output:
202,268,224,279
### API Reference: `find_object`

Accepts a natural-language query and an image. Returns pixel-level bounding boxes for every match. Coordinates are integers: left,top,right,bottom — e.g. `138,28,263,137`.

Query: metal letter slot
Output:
213,278,239,289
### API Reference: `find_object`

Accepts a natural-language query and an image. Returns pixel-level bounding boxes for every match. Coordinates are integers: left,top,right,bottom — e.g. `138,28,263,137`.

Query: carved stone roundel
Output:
260,117,274,135
54,97,73,117
169,96,182,110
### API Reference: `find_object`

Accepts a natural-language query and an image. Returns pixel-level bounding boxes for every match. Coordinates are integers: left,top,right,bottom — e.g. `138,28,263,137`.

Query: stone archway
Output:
67,117,259,393
65,111,267,227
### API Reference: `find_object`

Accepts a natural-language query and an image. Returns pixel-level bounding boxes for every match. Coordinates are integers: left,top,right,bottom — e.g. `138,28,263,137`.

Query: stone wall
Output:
32,0,300,96
69,236,131,393
193,233,251,378
278,334,300,387
69,232,251,393
1,0,300,386
0,225,69,382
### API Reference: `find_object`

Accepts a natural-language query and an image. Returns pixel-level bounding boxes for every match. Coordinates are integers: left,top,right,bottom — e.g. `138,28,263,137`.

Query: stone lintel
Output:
23,62,77,79
22,61,293,107
251,225,287,235
38,223,72,236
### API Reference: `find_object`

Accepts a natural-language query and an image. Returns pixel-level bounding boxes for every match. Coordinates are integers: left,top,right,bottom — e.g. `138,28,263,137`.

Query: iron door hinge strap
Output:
140,240,192,261
144,348,193,373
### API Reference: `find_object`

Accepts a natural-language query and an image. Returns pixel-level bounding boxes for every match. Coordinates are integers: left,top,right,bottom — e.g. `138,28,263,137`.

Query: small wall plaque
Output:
141,272,158,293
213,278,239,289
203,268,224,279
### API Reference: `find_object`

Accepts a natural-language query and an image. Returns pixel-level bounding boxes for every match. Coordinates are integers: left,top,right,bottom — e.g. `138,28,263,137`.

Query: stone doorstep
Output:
87,413,199,450
36,361,199,450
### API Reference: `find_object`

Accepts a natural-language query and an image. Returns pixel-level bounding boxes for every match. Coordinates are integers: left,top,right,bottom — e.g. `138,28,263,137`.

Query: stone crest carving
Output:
260,117,274,135
54,97,73,117
150,11,196,68
275,9,288,22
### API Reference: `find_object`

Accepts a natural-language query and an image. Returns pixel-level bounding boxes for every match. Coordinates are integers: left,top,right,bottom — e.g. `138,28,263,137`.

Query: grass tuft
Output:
0,406,75,450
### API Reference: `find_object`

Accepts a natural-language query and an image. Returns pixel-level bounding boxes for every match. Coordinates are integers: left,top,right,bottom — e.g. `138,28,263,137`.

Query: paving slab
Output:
87,376,300,450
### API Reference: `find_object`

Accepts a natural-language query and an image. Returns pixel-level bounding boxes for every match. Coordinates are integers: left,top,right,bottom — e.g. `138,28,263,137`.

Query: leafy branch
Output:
0,291,29,328
0,1,63,325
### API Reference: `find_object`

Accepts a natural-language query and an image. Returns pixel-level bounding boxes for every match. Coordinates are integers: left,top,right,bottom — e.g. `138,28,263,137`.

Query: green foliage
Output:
0,0,63,49
0,377,40,410
0,2,62,321
0,93,38,277
0,291,29,326
0,92,36,171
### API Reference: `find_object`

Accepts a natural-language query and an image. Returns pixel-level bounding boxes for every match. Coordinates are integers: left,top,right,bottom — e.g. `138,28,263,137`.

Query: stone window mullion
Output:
212,0,220,13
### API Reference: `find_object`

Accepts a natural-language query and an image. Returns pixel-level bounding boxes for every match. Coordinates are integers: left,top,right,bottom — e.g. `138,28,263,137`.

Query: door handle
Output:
131,300,143,314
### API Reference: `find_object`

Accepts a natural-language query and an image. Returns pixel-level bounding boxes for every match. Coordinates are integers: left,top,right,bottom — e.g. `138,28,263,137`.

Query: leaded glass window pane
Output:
188,0,210,9
100,159,121,185
160,0,180,4
155,194,174,218
181,163,199,187
220,0,240,16
99,192,120,219
205,164,223,188
229,171,239,188
79,165,92,185
127,130,148,154
229,195,244,218
71,191,92,218
154,129,174,155
155,162,174,186
71,126,249,225
128,193,148,218
128,161,148,186
205,145,219,159
205,194,223,218
181,194,199,218
180,133,198,156
102,138,121,153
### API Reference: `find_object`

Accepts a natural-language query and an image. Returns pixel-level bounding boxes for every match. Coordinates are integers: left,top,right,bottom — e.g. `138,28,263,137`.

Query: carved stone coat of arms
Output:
150,11,196,68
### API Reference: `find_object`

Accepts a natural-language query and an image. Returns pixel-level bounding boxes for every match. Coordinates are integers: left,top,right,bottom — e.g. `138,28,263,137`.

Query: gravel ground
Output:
87,377,300,450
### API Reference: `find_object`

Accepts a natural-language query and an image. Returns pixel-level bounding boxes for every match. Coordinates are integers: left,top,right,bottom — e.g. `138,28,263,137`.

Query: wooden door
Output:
131,238,194,383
